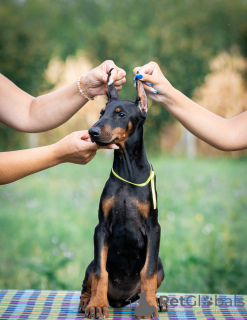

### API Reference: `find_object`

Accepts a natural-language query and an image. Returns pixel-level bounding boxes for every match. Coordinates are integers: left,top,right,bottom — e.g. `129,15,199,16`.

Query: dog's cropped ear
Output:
106,68,120,103
135,76,148,117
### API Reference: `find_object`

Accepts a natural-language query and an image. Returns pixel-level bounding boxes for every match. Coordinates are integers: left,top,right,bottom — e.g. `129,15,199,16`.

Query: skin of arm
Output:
0,130,99,185
0,60,126,132
133,61,247,151
0,60,125,184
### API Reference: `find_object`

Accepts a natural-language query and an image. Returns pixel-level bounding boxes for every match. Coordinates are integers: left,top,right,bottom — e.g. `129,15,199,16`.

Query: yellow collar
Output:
111,165,157,210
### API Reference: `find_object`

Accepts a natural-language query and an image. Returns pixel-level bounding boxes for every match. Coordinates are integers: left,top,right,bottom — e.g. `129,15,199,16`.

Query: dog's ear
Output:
135,75,148,117
106,68,120,103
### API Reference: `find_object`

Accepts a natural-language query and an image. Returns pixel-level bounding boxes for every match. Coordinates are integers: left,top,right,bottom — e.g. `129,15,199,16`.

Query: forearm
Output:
0,74,87,132
163,88,247,151
28,81,87,132
1,61,126,133
134,62,247,151
0,145,61,185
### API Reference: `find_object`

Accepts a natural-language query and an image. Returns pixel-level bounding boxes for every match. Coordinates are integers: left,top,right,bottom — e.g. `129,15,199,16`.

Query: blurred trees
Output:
193,49,247,157
0,0,54,150
0,0,247,151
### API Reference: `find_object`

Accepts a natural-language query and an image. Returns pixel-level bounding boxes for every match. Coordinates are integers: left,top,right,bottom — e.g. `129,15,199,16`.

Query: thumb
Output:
102,68,117,83
98,68,109,83
79,130,91,140
78,131,97,150
103,60,118,82
81,139,98,151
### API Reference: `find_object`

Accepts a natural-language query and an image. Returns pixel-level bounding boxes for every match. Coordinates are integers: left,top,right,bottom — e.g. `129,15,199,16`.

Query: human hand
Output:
80,60,126,98
133,61,174,105
54,130,118,165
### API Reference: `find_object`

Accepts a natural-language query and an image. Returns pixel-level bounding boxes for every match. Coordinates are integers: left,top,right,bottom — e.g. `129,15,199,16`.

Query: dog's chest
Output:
103,182,151,220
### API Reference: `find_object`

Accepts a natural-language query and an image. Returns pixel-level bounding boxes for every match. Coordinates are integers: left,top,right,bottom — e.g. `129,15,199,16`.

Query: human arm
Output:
0,130,110,185
133,62,247,151
0,60,126,133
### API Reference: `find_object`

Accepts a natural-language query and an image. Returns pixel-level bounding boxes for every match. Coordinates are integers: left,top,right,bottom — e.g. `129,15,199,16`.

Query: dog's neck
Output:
112,126,150,183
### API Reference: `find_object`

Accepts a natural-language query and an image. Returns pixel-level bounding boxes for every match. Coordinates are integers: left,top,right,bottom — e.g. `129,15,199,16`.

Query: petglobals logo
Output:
158,295,245,307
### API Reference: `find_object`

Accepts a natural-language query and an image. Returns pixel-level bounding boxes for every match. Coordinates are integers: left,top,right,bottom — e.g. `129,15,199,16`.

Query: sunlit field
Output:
0,153,246,294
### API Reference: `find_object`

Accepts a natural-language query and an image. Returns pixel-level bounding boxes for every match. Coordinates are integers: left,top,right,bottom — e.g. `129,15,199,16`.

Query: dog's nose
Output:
89,126,101,138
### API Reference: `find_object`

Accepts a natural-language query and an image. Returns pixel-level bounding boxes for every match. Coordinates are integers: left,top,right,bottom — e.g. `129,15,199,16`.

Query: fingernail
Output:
145,82,153,87
135,74,143,80
150,88,157,93
108,79,114,86
111,145,119,149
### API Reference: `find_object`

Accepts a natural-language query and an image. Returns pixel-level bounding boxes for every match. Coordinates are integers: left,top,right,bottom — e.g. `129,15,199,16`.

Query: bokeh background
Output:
0,0,247,294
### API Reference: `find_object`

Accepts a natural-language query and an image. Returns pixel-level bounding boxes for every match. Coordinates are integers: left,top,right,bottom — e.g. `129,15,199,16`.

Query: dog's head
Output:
89,68,148,149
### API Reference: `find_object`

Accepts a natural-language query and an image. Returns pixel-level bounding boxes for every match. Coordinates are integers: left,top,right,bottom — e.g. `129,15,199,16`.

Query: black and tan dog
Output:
78,69,165,319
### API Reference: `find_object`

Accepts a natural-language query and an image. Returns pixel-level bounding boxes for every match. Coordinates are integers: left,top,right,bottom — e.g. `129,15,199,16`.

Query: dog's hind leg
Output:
78,260,94,313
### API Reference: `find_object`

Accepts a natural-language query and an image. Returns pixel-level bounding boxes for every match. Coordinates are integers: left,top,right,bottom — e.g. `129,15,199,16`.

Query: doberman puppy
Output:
78,69,165,319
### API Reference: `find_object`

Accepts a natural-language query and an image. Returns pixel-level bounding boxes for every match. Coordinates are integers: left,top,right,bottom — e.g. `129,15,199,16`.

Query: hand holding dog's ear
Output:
102,61,126,87
81,60,126,98
133,61,173,105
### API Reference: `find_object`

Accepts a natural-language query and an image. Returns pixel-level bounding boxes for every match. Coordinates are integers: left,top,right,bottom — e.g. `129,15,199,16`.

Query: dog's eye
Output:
118,112,125,118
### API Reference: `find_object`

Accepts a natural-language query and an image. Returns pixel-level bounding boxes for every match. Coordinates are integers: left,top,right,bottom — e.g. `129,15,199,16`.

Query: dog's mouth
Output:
90,135,120,146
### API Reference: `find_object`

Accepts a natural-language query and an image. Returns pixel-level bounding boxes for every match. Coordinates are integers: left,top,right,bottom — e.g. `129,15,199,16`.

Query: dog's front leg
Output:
139,221,161,318
85,222,109,319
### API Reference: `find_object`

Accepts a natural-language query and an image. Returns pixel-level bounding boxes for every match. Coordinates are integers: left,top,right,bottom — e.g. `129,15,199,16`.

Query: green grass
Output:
0,153,246,294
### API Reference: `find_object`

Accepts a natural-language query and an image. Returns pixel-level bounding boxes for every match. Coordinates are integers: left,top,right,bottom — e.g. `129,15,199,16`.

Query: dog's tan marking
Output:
97,121,133,151
111,127,128,150
131,198,150,219
115,108,121,113
85,245,109,318
102,196,115,217
128,121,133,131
137,201,150,219
112,122,133,150
97,124,127,151
99,124,114,144
112,127,128,140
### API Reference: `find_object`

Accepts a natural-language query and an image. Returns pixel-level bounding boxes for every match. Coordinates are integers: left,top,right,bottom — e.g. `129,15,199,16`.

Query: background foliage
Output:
0,0,247,150
0,0,247,295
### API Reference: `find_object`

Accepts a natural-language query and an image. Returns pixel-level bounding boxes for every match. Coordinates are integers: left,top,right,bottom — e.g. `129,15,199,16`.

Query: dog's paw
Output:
84,304,109,319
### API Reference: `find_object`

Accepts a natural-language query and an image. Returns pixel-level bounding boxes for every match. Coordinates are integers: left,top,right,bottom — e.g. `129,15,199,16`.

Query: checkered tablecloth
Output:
0,290,246,319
